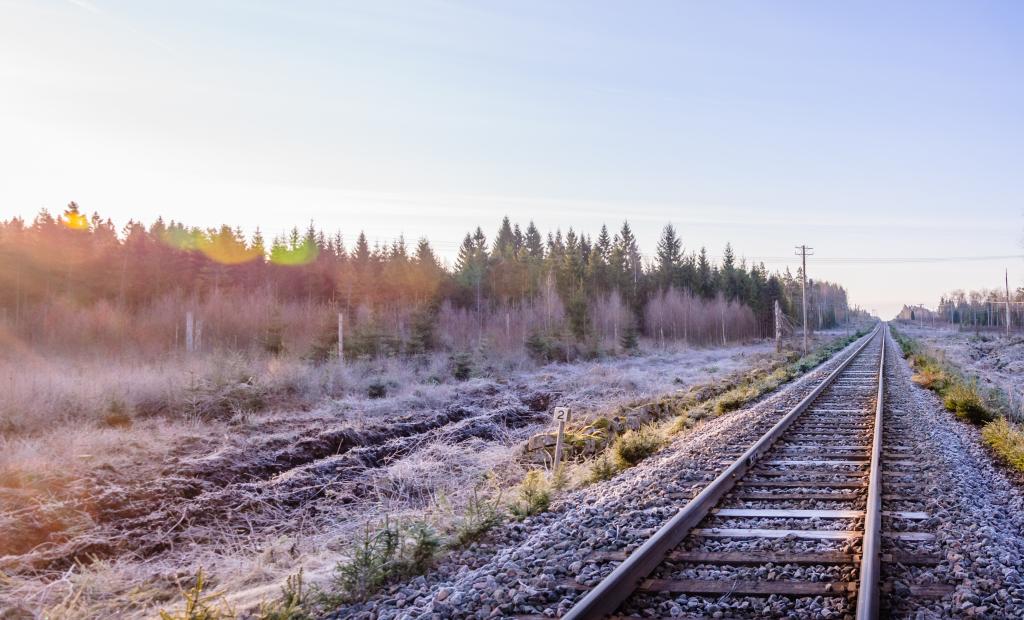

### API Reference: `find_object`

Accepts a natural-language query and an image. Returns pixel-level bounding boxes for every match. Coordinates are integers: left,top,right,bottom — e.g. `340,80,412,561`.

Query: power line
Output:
724,254,1024,265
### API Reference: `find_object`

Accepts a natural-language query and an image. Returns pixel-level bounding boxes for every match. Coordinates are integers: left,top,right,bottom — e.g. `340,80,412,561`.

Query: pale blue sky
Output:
2,1,1022,317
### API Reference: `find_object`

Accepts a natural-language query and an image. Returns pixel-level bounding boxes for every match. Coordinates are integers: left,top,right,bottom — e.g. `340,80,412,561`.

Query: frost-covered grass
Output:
892,325,995,424
892,324,1024,473
2,335,833,618
896,323,1024,423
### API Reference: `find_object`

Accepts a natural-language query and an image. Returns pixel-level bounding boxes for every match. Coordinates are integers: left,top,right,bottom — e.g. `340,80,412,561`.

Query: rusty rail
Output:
856,323,886,619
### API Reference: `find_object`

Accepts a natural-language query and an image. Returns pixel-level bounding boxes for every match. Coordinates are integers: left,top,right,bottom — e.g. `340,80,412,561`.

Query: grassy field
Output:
7,332,834,618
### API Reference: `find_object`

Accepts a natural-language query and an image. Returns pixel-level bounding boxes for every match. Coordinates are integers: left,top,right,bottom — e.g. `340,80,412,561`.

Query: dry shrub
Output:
982,419,1024,472
159,568,235,620
944,381,994,425
668,412,694,435
714,384,758,414
612,425,665,468
911,368,944,390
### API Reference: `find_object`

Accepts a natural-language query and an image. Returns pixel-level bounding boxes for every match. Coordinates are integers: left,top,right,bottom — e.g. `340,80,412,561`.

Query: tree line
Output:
0,203,855,357
936,287,1024,330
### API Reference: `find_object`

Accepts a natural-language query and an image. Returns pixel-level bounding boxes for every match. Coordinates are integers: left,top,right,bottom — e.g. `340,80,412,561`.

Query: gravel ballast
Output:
332,328,1024,619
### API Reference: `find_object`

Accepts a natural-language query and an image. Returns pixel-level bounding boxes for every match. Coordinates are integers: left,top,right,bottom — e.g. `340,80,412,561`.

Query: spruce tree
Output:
353,232,371,267
655,223,682,290
493,216,516,258
524,221,544,259
620,324,639,352
697,246,713,297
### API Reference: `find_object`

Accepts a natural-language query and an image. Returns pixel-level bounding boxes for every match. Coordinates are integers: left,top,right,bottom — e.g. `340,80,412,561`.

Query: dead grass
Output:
0,335,802,618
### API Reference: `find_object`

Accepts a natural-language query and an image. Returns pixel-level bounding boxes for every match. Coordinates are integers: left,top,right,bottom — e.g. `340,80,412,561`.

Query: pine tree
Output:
353,232,371,267
620,324,639,352
587,224,612,293
415,237,439,269
615,221,641,305
720,243,737,299
512,223,524,257
456,231,488,313
391,235,408,262
595,224,612,262
455,233,476,274
524,221,544,259
559,228,584,298
655,223,682,290
493,216,516,258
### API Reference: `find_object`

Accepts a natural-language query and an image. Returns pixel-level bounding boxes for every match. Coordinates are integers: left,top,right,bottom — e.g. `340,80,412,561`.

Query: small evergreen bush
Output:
454,484,504,546
256,569,309,620
331,518,440,603
612,425,665,468
509,470,551,519
619,326,639,353
944,381,993,424
587,452,619,483
450,352,473,381
367,380,387,399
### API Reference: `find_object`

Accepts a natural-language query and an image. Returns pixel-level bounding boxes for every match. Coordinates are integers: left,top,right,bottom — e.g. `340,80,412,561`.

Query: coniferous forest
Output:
0,203,856,359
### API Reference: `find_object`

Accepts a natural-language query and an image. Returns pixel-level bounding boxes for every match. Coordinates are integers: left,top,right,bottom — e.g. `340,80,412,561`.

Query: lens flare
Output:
158,227,262,264
270,240,318,266
198,236,262,265
63,211,89,231
160,227,201,251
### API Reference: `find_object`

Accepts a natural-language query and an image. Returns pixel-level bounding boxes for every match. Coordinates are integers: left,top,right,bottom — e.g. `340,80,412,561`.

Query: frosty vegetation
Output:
0,204,866,617
893,322,1024,475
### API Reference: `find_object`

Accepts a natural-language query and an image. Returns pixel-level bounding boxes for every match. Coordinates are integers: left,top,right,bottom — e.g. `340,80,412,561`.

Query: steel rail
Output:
563,323,883,620
856,323,886,619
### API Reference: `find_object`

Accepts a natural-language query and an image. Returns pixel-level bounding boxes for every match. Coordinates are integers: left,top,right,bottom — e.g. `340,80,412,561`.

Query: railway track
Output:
557,324,952,619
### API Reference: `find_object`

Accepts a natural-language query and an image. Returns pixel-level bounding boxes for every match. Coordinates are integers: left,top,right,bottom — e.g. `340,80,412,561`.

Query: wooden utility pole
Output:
1007,269,1012,338
795,245,813,354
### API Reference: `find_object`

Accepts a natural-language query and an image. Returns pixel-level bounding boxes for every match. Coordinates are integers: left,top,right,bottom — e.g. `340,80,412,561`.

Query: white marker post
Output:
185,311,195,353
338,312,345,364
552,406,571,470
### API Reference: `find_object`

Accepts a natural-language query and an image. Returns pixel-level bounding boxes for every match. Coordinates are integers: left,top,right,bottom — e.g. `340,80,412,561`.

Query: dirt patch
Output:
2,339,805,617
1,383,550,573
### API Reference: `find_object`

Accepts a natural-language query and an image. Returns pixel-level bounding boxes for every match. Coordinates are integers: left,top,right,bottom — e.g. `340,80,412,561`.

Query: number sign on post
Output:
552,406,571,470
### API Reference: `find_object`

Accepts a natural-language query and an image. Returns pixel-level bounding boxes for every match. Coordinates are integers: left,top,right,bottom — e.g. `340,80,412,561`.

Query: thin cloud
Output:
66,0,100,14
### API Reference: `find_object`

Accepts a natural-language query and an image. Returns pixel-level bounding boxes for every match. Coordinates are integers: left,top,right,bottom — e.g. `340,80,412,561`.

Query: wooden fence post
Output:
338,313,344,363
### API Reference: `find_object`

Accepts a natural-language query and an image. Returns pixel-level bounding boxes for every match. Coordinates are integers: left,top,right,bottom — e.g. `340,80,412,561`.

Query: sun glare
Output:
269,239,318,266
62,209,89,231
